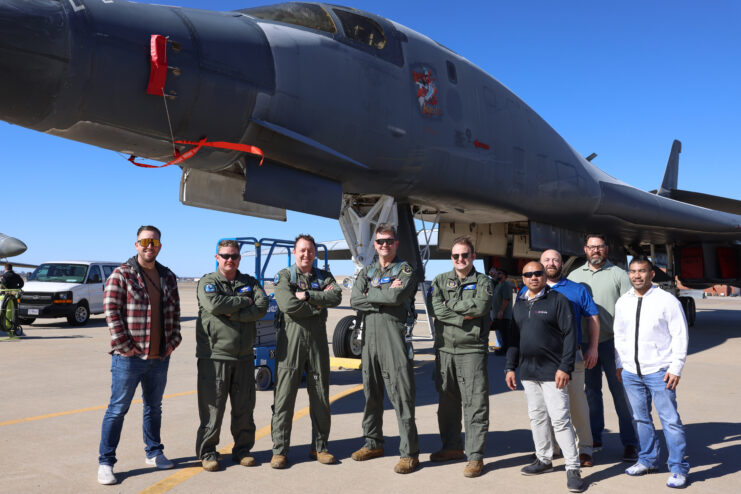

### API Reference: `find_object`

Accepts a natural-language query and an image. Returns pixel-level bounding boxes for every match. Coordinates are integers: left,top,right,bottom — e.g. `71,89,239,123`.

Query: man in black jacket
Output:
505,261,586,492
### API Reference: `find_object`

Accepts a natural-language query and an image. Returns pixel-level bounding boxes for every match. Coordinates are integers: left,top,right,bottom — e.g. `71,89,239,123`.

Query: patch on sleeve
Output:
204,283,216,293
427,285,434,296
485,282,493,296
401,264,413,276
274,273,280,284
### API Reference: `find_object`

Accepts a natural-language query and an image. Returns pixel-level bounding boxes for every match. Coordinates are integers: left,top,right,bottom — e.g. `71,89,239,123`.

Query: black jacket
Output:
505,287,575,381
1,270,24,289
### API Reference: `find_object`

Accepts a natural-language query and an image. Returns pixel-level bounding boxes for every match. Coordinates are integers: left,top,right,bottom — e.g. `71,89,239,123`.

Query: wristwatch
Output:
305,291,310,301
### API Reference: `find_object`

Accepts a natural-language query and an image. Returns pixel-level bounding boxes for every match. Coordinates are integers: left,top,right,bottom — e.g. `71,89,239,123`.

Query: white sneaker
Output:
667,473,687,488
625,462,656,476
97,464,117,485
145,452,175,469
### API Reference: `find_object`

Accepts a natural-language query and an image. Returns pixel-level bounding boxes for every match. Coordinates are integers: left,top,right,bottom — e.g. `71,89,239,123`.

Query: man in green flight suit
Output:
270,234,343,469
350,223,420,474
195,239,269,472
429,236,493,478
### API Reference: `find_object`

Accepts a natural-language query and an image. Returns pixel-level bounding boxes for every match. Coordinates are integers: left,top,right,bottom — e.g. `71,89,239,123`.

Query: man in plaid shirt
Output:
97,225,181,485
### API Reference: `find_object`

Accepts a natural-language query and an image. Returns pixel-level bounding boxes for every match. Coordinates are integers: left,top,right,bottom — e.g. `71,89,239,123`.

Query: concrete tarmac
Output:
1,283,739,493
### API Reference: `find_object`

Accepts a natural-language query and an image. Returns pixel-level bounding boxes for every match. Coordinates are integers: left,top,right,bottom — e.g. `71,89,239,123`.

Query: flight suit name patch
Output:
311,282,320,289
380,277,391,284
463,284,476,290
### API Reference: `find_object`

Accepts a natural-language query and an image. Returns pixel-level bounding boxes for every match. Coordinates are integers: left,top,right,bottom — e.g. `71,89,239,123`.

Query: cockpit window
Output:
332,9,386,50
241,3,337,34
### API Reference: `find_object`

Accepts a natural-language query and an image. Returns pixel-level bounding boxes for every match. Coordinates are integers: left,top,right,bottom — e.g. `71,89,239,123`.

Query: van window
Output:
242,2,337,33
87,265,103,284
102,265,117,280
29,263,88,283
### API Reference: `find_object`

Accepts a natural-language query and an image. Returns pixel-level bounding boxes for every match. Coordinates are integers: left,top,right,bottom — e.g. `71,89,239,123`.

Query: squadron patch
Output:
298,279,308,290
446,279,457,289
274,273,280,284
401,264,413,276
485,283,493,296
238,286,252,293
371,276,381,287
204,283,216,293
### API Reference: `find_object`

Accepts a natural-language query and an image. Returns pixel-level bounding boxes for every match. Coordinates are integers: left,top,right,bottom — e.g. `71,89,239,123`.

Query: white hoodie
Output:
613,285,688,376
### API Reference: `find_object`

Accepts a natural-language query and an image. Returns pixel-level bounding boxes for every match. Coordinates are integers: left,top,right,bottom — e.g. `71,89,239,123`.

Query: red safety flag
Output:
128,138,265,169
147,34,168,96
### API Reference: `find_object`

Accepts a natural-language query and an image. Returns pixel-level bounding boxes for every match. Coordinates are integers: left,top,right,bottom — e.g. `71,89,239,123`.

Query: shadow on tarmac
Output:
687,308,741,356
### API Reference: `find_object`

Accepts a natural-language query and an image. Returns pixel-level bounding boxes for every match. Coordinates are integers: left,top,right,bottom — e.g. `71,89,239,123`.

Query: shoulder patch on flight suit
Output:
485,282,493,296
204,283,216,293
401,264,413,276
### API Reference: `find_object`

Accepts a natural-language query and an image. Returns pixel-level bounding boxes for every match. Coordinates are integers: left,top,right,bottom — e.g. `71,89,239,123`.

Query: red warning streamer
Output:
147,34,168,96
128,139,265,169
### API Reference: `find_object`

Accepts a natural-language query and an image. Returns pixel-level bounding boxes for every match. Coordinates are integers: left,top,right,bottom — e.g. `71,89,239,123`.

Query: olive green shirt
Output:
195,270,269,360
430,268,493,354
273,266,342,327
567,261,631,343
350,258,416,325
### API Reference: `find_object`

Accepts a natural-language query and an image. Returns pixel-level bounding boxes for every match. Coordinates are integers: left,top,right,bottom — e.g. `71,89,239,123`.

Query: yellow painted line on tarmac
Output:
329,357,362,370
0,390,196,428
140,383,365,494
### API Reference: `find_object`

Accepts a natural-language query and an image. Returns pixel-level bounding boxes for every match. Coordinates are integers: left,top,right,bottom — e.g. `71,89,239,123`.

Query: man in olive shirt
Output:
567,234,637,461
429,236,493,478
270,234,342,469
350,223,420,474
195,240,269,471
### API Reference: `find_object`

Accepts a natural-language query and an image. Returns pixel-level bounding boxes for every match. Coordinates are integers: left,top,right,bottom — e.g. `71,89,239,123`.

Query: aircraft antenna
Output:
161,91,177,157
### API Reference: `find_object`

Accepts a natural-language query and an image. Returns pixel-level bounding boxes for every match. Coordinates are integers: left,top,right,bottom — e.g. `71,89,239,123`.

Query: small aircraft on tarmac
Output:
1,1,740,334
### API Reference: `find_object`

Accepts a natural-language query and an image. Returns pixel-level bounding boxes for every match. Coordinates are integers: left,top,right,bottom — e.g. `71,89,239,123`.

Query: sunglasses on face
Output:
523,270,544,278
375,238,396,246
451,252,470,260
137,238,161,248
217,253,241,261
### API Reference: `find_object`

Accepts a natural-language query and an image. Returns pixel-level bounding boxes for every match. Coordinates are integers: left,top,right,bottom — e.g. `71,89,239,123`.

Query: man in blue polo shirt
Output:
520,249,600,467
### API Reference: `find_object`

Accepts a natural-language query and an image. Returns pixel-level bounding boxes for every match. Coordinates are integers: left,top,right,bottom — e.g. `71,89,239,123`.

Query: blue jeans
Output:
585,339,637,446
98,354,170,465
621,369,689,475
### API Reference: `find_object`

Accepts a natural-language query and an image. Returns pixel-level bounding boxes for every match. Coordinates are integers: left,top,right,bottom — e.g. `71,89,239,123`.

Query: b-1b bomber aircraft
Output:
1,1,740,327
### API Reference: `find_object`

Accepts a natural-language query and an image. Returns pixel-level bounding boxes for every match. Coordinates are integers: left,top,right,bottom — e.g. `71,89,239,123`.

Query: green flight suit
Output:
195,270,268,462
271,265,342,456
350,258,419,458
430,268,492,461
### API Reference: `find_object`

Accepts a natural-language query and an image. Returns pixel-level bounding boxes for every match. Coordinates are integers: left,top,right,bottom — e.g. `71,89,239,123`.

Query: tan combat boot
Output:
393,457,419,474
309,450,336,464
270,454,288,469
201,458,220,472
351,446,384,461
239,455,257,467
463,460,484,478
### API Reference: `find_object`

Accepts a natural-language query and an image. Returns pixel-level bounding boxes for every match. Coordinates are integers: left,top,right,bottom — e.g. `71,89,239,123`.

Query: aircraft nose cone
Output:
0,0,70,128
0,235,28,258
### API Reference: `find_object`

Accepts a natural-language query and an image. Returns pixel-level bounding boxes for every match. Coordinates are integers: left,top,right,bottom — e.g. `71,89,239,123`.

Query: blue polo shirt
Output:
518,277,598,343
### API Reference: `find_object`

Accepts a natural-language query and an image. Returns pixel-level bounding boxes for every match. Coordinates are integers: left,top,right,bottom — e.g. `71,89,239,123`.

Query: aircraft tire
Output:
332,315,361,359
255,366,273,391
67,301,90,326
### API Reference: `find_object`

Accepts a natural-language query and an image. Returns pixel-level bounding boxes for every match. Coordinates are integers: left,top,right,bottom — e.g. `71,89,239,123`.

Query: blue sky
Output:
2,0,740,277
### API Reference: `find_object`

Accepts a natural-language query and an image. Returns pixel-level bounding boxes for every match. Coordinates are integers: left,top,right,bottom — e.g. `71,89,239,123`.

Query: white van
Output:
19,261,121,326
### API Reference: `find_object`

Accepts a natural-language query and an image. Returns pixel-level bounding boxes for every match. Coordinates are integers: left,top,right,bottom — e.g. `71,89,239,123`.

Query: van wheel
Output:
67,302,90,326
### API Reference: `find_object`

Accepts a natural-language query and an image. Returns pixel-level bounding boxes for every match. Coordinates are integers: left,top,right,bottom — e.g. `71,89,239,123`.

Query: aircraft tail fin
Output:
658,139,681,197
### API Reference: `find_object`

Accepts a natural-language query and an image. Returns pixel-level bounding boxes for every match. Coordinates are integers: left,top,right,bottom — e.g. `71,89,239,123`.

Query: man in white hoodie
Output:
614,256,689,489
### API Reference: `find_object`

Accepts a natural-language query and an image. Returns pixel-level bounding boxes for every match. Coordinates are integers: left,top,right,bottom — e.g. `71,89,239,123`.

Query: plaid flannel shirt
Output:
104,257,181,358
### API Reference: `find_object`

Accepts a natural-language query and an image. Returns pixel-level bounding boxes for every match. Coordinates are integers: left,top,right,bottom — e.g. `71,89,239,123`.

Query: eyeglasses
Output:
522,270,544,278
137,238,161,248
586,244,607,251
375,238,396,246
217,253,241,260
451,252,470,260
